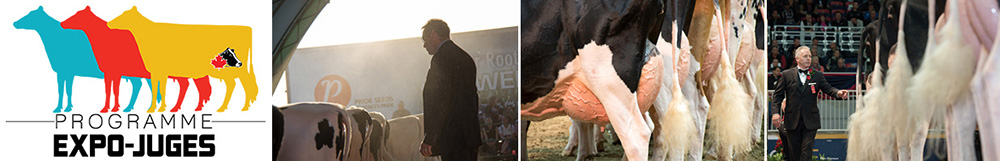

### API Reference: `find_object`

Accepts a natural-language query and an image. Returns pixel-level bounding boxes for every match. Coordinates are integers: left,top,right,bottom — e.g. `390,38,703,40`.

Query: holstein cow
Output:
274,103,351,161
381,114,441,161
367,111,388,161
61,6,213,113
520,0,703,160
344,106,379,161
108,6,257,113
14,6,103,113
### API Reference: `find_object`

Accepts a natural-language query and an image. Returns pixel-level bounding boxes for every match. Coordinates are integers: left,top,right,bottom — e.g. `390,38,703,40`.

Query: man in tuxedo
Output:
418,19,482,161
771,46,849,161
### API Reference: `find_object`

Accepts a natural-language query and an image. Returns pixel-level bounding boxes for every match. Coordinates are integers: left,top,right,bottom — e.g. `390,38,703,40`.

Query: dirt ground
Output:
526,116,765,161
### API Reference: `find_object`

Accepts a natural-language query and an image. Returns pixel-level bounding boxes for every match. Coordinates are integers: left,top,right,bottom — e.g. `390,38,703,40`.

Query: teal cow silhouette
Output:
14,6,104,113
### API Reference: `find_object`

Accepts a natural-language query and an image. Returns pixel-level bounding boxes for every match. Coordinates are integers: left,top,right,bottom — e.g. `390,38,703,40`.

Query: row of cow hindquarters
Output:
274,102,441,161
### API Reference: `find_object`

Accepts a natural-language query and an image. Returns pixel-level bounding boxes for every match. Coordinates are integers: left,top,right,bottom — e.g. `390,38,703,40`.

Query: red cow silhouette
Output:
61,6,212,112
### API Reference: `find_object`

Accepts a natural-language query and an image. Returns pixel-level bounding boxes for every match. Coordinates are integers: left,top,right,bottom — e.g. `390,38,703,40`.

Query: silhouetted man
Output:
418,19,482,161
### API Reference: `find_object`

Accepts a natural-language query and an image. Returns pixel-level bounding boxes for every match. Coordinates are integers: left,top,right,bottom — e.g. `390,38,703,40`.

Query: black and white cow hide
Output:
275,102,351,161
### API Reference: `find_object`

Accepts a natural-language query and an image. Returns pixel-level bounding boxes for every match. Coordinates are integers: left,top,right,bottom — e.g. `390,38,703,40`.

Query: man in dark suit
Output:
418,19,482,161
771,46,848,161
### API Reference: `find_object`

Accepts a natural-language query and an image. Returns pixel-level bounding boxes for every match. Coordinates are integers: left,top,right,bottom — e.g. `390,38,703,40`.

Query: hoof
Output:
241,107,249,111
100,107,109,113
64,106,73,112
146,107,156,113
216,107,227,112
170,107,180,113
195,106,203,112
561,148,575,156
111,104,121,112
123,106,133,113
53,107,63,113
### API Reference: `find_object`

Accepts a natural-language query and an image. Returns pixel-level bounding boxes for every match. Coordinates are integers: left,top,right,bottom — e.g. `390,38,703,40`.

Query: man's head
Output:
811,38,819,47
421,19,450,55
793,38,801,46
837,58,846,67
771,65,781,76
795,46,812,68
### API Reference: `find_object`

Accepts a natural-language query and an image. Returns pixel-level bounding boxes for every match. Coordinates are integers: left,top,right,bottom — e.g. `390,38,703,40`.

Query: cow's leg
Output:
649,105,668,161
194,76,211,111
64,75,75,112
947,94,977,161
218,78,236,112
102,75,113,113
146,78,157,113
575,121,597,161
54,75,66,113
156,76,169,112
576,43,650,161
148,75,165,113
123,78,142,112
521,121,529,160
171,78,189,112
240,73,258,111
562,121,580,156
594,124,606,152
111,76,123,112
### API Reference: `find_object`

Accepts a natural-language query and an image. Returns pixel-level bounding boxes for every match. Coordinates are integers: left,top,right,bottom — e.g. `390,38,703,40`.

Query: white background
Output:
0,0,271,160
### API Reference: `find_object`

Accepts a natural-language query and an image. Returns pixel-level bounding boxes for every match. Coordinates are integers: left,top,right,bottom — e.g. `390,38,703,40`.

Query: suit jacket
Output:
422,40,483,155
770,68,841,131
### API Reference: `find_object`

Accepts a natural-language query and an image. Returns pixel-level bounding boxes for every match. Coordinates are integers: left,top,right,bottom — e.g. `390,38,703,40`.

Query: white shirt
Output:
797,66,808,84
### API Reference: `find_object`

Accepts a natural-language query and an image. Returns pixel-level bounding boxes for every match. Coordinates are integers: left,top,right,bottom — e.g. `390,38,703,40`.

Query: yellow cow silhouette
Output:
108,6,257,112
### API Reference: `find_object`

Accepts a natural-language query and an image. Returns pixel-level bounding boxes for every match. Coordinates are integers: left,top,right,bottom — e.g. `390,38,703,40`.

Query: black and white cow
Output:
520,0,669,160
274,102,351,161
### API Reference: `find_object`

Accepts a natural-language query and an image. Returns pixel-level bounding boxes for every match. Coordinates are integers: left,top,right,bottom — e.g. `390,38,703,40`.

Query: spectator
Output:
811,56,826,72
818,15,829,28
801,14,817,31
811,38,825,59
832,12,847,26
771,46,789,70
782,4,798,25
828,58,849,72
769,63,783,90
848,17,862,27
826,50,842,69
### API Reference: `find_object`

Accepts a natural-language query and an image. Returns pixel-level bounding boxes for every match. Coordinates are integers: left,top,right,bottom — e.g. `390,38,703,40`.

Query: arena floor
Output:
526,116,765,160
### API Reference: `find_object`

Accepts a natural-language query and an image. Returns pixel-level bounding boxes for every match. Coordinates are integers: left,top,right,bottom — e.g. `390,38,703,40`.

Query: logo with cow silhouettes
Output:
14,6,257,113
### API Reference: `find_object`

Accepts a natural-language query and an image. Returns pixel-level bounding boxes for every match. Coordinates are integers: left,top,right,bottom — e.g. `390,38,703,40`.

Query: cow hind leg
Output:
576,43,650,161
111,77,123,112
146,78,157,113
194,76,211,111
562,121,580,156
575,121,597,161
123,78,143,112
102,76,113,113
240,73,258,111
171,78,190,112
64,76,75,112
156,76,169,112
54,75,67,113
218,78,236,112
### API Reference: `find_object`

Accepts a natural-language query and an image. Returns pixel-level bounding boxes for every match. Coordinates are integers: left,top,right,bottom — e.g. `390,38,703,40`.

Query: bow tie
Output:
799,69,808,74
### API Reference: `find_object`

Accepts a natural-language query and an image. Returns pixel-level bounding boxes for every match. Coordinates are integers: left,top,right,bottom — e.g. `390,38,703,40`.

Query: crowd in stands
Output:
769,0,880,30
